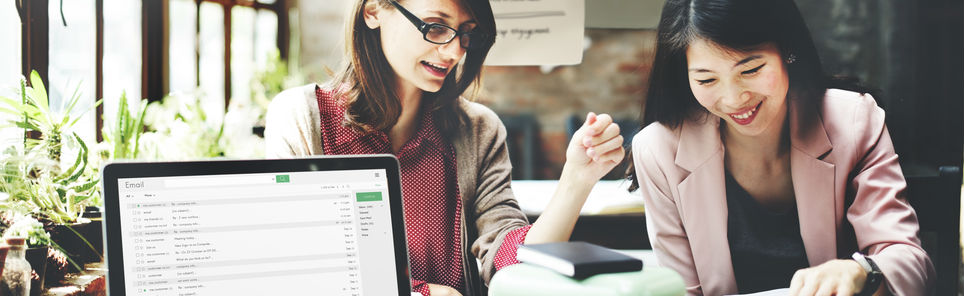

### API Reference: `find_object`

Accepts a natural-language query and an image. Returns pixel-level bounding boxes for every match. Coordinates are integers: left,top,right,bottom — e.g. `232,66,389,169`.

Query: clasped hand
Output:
565,112,625,181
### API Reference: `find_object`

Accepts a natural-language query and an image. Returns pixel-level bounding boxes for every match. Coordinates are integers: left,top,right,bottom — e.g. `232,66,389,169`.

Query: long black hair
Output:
627,0,878,190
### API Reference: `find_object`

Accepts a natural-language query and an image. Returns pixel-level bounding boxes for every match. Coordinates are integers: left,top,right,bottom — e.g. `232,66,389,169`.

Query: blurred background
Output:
0,0,962,293
1,0,960,179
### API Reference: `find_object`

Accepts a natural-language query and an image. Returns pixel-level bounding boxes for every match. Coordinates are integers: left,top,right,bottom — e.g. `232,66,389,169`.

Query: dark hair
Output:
332,0,497,137
627,0,879,190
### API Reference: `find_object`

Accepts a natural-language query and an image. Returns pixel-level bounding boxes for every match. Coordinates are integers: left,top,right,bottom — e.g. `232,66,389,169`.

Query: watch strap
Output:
852,252,884,296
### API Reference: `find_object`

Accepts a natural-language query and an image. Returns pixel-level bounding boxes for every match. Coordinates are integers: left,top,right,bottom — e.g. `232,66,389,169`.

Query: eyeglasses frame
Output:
388,0,490,50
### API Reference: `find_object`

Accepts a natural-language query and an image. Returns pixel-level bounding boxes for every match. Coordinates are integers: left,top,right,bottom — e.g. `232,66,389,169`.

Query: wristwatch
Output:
852,252,884,296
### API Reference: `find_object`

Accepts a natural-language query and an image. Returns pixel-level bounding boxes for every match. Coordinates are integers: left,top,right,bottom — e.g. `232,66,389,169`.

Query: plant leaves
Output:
71,178,99,193
28,70,49,112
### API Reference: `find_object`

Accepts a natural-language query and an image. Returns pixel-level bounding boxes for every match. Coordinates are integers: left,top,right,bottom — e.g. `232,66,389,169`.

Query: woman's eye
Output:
742,63,765,75
696,78,716,85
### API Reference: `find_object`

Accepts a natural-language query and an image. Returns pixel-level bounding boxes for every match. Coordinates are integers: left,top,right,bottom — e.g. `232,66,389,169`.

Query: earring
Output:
786,54,797,64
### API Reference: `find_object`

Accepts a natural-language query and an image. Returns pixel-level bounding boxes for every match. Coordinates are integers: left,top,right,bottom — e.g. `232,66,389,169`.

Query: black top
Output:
725,172,810,293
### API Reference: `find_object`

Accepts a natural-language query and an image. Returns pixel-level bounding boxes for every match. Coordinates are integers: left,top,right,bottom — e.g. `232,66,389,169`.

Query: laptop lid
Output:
101,155,412,295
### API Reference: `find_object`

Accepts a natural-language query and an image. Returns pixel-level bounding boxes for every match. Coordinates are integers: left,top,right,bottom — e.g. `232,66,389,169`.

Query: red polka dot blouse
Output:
316,87,529,296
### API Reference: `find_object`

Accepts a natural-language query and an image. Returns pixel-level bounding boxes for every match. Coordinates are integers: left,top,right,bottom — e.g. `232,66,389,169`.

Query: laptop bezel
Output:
101,155,413,295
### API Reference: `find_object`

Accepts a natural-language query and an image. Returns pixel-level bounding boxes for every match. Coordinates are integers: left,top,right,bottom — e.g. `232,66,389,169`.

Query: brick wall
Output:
477,30,654,179
296,1,655,179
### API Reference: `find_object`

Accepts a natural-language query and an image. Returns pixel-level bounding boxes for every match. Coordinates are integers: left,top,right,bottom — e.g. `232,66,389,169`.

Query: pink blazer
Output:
631,89,935,295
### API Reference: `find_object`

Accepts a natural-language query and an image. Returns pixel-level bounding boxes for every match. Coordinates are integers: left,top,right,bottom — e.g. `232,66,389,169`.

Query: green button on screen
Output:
356,192,383,202
275,175,290,183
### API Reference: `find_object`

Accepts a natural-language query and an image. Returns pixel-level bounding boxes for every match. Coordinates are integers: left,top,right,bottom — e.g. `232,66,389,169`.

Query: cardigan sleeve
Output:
264,84,324,158
460,102,531,285
846,94,934,295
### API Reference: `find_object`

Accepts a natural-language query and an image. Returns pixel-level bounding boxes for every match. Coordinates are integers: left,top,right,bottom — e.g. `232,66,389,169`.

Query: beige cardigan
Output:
263,84,529,295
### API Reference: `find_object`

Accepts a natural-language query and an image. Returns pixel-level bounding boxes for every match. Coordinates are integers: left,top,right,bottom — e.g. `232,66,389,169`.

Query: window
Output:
0,5,22,147
169,0,197,95
102,0,142,127
47,0,97,144
15,0,290,145
168,0,289,117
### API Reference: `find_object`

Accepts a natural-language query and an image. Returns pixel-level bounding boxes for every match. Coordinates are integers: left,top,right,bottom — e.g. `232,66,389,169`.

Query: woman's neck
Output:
388,82,423,154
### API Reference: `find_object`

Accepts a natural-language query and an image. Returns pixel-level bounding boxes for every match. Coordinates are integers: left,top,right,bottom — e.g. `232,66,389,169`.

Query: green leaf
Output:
113,91,128,157
28,70,49,112
131,99,148,158
13,121,41,131
63,81,83,115
66,99,102,128
70,193,92,205
53,142,84,183
0,107,28,117
61,133,89,183
71,178,99,193
0,95,25,109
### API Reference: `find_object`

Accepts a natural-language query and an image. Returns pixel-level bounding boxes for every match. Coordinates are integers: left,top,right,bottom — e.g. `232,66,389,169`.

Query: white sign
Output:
485,0,585,66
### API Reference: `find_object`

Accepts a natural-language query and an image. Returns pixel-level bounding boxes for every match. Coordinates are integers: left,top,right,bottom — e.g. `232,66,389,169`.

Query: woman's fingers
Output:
595,145,625,164
584,121,620,148
836,284,855,296
788,269,806,295
581,113,614,142
814,281,836,296
587,135,624,161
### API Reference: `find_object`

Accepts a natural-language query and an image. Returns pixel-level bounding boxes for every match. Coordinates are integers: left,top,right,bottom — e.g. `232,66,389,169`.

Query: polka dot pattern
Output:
493,225,532,270
316,87,464,295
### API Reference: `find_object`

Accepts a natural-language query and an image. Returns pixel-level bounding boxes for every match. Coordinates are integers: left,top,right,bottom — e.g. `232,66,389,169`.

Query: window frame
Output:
19,0,290,142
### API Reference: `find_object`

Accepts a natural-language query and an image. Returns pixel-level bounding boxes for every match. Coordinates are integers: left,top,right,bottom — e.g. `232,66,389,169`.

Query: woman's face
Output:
364,0,476,93
685,39,790,137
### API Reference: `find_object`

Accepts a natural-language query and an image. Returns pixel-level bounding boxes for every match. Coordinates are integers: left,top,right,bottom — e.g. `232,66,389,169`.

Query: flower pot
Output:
24,247,48,296
47,219,104,272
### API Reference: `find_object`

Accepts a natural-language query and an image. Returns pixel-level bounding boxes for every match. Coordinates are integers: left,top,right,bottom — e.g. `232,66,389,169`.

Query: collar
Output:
674,95,833,171
318,86,445,154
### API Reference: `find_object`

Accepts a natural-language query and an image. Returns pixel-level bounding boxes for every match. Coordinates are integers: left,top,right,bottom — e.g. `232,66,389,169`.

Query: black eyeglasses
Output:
389,0,491,50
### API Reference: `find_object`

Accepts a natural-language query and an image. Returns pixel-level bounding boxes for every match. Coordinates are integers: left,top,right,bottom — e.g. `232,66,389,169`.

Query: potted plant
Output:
1,213,53,296
0,71,103,271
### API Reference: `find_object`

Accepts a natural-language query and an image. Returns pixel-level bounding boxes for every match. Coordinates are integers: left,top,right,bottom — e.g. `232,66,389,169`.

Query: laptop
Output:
101,155,413,295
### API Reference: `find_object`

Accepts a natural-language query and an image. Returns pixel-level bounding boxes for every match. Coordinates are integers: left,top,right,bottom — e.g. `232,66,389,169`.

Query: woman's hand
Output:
788,259,868,296
523,112,625,244
564,112,624,183
427,283,463,296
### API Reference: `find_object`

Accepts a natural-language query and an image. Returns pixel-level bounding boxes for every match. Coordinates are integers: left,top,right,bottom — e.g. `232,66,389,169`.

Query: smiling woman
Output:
263,0,626,295
627,0,935,295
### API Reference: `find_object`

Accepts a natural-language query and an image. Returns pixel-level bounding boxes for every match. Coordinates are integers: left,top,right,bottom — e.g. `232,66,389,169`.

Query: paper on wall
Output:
485,0,585,66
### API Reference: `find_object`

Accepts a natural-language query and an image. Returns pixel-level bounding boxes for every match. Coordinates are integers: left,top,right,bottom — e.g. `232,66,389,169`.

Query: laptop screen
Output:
113,168,402,295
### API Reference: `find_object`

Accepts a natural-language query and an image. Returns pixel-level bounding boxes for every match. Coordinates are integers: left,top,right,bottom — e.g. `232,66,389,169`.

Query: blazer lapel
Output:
788,96,838,266
675,117,738,295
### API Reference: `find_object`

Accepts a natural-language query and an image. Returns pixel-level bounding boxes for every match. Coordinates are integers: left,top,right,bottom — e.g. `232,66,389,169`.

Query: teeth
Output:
424,61,448,71
732,105,757,120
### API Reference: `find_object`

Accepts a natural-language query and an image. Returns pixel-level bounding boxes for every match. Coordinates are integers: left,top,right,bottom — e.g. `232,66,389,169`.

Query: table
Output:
489,263,684,296
511,180,644,216
512,180,650,249
42,262,105,296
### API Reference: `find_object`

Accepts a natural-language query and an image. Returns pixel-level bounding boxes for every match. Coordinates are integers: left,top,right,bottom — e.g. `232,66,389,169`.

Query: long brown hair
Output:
331,0,496,137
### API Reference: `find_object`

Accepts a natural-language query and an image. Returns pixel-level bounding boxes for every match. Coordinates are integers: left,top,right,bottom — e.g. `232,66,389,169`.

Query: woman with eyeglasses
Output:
264,1,624,295
627,0,934,295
